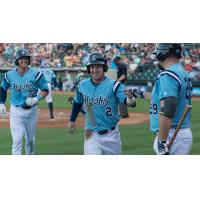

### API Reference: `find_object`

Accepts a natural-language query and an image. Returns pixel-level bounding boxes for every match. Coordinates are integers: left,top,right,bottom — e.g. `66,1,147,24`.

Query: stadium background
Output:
0,43,199,154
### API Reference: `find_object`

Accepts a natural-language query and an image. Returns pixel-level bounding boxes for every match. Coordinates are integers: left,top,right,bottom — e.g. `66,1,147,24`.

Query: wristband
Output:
37,94,43,101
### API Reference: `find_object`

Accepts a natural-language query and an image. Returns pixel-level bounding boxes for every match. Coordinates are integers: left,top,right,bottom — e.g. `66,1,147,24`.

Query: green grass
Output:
1,93,200,155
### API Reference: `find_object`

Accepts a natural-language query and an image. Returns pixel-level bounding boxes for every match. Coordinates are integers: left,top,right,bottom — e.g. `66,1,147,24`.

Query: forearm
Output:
38,90,49,100
158,114,172,140
70,101,83,122
0,86,7,103
129,88,151,101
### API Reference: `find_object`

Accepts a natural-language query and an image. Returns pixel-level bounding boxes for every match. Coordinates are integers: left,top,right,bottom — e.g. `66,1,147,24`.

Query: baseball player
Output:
113,56,129,118
131,44,193,155
68,52,136,155
0,48,49,155
39,64,56,119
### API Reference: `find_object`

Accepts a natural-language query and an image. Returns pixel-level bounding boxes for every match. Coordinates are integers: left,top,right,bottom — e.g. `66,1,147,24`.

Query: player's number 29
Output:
185,77,192,100
150,103,157,114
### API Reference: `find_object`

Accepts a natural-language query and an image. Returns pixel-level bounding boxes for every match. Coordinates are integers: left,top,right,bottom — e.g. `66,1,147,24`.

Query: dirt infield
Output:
192,96,200,101
0,109,149,128
1,96,199,128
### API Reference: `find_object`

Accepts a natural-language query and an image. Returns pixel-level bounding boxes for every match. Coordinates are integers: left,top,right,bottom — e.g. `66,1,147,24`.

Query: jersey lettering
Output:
83,95,109,106
13,82,34,92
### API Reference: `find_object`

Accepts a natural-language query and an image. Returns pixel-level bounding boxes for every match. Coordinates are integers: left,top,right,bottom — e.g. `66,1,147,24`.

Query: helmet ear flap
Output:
153,43,182,61
87,66,91,74
103,64,108,72
15,57,31,66
87,65,107,74
15,59,19,66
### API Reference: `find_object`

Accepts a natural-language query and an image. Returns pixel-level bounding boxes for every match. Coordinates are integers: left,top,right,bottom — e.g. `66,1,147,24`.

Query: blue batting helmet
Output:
15,48,31,66
152,43,182,62
86,52,108,74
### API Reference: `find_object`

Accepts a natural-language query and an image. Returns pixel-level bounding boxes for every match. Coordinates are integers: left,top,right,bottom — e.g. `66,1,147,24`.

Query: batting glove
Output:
126,89,138,98
0,104,6,117
131,89,144,99
26,97,39,106
157,140,169,155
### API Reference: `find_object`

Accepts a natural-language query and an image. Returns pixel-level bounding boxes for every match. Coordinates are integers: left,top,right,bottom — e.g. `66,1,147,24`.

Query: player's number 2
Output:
105,107,112,116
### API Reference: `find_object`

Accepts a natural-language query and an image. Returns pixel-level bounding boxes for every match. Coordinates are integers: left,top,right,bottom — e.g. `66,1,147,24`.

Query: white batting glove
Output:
126,96,136,107
124,90,136,107
153,135,169,155
25,97,39,106
0,104,6,117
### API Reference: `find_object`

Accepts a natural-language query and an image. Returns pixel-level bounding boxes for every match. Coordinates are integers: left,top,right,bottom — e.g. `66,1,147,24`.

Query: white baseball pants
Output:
84,125,121,155
153,128,193,155
10,105,38,155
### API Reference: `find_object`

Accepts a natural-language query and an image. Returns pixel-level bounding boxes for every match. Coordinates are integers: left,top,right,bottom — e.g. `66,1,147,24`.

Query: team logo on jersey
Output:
83,95,108,105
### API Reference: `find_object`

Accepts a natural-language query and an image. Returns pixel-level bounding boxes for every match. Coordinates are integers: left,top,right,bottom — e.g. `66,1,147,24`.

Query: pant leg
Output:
10,106,26,155
84,133,102,155
168,128,193,155
24,106,38,155
46,83,54,118
101,126,121,155
46,83,53,103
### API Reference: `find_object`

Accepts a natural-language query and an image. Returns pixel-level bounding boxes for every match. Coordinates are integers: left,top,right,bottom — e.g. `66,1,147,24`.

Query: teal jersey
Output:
150,63,192,132
39,67,56,83
74,77,127,131
1,67,48,106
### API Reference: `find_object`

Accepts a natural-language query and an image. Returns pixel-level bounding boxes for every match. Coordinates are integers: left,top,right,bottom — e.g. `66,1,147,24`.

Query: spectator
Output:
0,43,12,67
0,43,200,84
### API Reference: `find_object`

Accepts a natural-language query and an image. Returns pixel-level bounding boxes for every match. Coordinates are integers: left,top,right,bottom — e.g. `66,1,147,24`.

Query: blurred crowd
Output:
0,43,155,68
1,43,200,81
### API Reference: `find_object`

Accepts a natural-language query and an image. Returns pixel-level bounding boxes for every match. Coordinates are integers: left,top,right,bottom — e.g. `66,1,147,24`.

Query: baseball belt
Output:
97,126,116,135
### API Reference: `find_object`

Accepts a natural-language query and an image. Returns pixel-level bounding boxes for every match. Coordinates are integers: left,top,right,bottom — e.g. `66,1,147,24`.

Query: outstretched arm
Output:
0,86,7,104
68,101,83,134
129,88,152,101
0,86,7,117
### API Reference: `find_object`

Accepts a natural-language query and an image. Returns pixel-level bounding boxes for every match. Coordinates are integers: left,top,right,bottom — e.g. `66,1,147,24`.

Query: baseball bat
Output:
167,105,192,149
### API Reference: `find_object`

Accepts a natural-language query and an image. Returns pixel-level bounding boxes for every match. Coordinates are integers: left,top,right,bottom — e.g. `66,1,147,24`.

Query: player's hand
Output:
125,89,136,99
68,121,76,134
0,104,6,118
154,138,169,155
124,90,137,107
84,129,93,140
25,97,38,106
131,88,144,98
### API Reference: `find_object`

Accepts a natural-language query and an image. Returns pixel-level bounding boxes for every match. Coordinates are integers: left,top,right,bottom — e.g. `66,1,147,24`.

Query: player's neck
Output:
161,57,179,69
17,66,29,76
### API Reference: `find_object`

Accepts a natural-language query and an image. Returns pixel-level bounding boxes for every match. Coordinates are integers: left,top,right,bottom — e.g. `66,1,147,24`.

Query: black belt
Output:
97,126,116,135
16,105,36,110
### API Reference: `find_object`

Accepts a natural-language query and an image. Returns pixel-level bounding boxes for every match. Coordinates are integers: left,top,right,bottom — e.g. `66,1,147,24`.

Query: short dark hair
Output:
113,56,121,63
